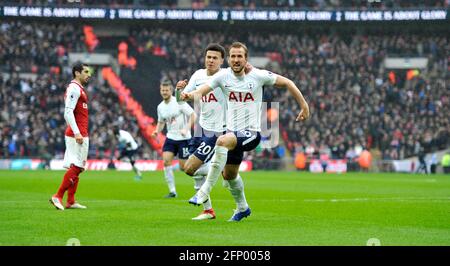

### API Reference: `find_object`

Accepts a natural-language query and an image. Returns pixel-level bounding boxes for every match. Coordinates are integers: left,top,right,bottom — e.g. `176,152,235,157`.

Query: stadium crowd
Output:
0,21,154,159
0,71,155,159
0,21,83,74
1,19,448,163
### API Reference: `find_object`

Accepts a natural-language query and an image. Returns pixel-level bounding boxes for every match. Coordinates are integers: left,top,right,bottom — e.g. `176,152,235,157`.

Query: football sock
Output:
67,176,79,205
226,174,249,212
164,166,176,194
56,165,81,200
193,175,205,191
132,165,141,176
199,146,228,196
67,165,82,205
193,175,212,210
194,162,210,176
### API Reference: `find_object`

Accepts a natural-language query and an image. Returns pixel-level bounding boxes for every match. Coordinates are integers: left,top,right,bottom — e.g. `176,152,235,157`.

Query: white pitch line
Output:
0,199,297,204
304,197,450,203
0,198,448,204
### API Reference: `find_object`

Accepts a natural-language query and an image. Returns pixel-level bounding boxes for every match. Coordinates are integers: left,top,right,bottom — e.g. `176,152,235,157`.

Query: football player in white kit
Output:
175,43,227,220
176,43,253,220
182,42,310,221
113,126,142,180
152,80,197,198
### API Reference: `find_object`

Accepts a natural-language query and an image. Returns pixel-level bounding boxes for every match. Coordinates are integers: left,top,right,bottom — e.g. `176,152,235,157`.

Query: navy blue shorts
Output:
188,129,225,163
188,137,202,155
226,130,261,165
163,138,190,159
119,148,138,162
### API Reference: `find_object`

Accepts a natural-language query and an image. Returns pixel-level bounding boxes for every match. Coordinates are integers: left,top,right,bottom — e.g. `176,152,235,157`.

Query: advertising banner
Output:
1,5,447,22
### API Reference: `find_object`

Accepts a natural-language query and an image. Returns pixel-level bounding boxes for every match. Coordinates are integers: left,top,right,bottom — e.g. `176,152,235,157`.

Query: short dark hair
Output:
229,42,248,58
113,125,120,135
205,43,225,59
160,79,172,87
72,62,89,78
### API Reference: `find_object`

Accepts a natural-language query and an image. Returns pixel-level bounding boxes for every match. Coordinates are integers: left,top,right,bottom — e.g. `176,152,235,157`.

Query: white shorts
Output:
63,136,89,169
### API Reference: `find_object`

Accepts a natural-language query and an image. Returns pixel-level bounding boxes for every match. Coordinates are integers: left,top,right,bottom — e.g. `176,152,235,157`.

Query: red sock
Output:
55,165,82,200
67,175,80,206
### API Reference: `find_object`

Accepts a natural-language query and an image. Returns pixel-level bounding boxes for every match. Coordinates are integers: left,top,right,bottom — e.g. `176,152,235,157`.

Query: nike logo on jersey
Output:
195,82,205,87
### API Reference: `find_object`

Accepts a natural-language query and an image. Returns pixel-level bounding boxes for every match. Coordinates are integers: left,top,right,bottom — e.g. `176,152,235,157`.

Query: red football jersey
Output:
64,80,89,137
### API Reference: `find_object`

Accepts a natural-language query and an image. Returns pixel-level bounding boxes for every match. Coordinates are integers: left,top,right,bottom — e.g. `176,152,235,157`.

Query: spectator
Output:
442,153,450,174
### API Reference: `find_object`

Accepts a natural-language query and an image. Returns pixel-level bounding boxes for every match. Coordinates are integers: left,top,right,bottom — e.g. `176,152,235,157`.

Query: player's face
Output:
228,47,247,74
160,85,172,100
77,66,91,86
204,50,223,73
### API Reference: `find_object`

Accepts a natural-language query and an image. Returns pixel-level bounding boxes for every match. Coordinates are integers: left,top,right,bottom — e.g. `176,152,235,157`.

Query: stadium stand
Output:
0,21,156,160
0,3,448,171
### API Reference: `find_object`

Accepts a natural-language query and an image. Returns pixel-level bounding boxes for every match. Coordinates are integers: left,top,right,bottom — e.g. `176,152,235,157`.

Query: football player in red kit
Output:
49,62,91,210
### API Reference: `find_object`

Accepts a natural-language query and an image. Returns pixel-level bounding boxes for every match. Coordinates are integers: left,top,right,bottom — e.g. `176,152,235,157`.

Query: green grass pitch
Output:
0,170,449,246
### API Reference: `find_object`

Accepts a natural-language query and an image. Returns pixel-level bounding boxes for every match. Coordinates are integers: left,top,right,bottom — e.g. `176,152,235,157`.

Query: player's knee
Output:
163,160,171,167
184,163,196,176
222,170,237,180
216,135,228,147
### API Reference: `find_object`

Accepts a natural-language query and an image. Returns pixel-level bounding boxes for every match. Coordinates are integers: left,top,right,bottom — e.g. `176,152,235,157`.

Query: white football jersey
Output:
208,68,277,132
184,69,227,133
157,96,194,140
117,130,138,150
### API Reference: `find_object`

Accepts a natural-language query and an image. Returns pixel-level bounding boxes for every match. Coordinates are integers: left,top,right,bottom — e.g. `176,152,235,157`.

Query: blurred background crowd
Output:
0,0,448,171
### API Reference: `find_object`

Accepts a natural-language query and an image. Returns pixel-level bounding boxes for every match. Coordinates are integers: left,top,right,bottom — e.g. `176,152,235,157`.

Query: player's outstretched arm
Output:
181,112,197,137
180,84,212,101
274,75,310,121
188,112,197,130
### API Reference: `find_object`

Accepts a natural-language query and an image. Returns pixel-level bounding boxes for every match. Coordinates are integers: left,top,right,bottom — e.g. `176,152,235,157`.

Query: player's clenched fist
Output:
180,91,192,101
296,104,310,122
176,79,188,90
75,133,84,144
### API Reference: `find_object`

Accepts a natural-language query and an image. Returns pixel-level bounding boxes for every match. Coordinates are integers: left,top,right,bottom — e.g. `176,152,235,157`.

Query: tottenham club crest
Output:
247,82,255,90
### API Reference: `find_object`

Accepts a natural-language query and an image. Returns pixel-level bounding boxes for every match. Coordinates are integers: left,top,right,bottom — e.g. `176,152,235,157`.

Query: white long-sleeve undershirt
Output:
64,85,81,135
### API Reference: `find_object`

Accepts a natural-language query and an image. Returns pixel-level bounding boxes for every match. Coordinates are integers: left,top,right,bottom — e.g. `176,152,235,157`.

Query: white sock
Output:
199,146,228,195
132,165,141,176
194,162,210,176
226,174,249,212
164,166,176,193
193,175,212,210
193,175,205,191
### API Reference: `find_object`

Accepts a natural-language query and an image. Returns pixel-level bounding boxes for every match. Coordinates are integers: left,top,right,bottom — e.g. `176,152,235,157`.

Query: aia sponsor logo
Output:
201,93,218,102
228,92,254,102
